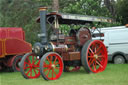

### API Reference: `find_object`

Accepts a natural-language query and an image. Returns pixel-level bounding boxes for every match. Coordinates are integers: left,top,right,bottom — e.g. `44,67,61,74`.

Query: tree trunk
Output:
104,0,116,17
52,0,59,12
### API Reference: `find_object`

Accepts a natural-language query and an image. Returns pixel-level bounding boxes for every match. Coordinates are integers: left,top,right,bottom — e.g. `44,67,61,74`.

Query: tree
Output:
116,0,128,24
61,0,111,17
59,0,120,27
52,0,59,12
0,0,121,44
104,0,116,17
0,0,51,44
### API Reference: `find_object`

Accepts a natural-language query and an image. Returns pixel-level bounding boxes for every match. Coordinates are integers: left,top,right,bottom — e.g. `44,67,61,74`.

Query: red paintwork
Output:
0,27,31,58
5,38,31,55
23,53,40,78
0,27,25,40
86,40,108,73
42,53,63,80
0,27,32,70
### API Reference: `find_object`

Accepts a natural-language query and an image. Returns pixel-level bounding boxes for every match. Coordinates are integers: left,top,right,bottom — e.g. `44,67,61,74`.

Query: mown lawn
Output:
0,64,128,85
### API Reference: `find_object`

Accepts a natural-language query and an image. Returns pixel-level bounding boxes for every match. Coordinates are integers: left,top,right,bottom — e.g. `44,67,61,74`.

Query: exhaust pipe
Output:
39,7,47,44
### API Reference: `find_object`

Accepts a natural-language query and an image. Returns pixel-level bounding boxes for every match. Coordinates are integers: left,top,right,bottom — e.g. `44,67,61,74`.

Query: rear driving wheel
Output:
81,40,108,73
40,52,63,80
114,55,125,64
20,53,40,79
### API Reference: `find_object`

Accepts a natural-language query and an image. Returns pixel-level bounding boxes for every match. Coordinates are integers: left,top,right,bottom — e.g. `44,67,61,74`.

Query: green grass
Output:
0,64,128,85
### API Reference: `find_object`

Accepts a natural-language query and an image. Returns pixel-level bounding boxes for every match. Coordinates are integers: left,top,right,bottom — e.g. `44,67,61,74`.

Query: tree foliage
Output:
116,0,128,24
0,0,122,44
0,0,48,44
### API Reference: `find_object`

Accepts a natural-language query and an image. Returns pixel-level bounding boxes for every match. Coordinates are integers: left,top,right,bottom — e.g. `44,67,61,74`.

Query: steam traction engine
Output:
20,7,112,80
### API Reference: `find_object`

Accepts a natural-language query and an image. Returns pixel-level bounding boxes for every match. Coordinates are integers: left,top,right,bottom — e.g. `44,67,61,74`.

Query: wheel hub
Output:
51,64,55,69
117,58,122,63
30,64,35,68
94,54,98,59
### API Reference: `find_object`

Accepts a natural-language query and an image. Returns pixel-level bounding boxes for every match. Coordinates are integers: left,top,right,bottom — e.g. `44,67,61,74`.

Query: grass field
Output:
0,64,128,85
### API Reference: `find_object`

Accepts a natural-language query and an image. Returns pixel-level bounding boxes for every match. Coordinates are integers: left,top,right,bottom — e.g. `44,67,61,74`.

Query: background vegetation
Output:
0,0,127,44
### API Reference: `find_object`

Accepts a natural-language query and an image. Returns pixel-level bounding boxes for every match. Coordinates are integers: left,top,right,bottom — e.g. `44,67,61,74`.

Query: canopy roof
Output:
36,12,113,25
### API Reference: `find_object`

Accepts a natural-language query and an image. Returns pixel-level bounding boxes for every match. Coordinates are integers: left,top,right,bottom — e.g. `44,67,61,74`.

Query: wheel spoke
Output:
88,51,93,56
88,56,94,58
98,57,104,62
96,49,103,55
24,66,30,69
93,62,96,71
98,56,104,58
27,57,31,64
24,61,31,65
30,69,32,77
89,58,95,65
43,62,49,67
89,48,94,55
34,65,39,68
96,46,102,54
95,47,97,53
96,61,103,68
33,58,37,64
35,60,40,66
46,57,51,63
50,56,52,62
46,69,51,77
26,68,32,75
52,69,54,78
35,68,40,71
53,69,57,75
32,56,34,63
97,58,102,64
55,62,59,65
88,58,93,64
54,57,57,64
92,43,96,53
33,69,37,75
55,67,60,70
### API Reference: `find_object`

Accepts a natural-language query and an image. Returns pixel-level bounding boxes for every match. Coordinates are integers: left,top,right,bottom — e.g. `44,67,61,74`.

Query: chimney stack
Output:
39,7,47,44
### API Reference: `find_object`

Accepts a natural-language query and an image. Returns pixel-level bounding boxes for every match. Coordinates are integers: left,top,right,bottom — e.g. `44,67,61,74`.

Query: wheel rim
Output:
15,58,21,71
86,40,107,73
23,53,40,78
65,66,80,72
114,56,125,64
40,53,63,80
116,58,122,64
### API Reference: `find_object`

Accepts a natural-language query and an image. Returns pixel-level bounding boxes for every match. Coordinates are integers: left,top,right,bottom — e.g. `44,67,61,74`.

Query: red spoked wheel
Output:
81,40,108,73
40,52,63,80
20,53,40,79
64,66,80,72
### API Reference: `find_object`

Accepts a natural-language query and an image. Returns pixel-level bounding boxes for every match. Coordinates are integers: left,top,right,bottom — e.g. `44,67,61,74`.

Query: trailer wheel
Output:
81,40,108,73
114,55,125,64
40,52,63,80
12,55,22,72
20,53,40,79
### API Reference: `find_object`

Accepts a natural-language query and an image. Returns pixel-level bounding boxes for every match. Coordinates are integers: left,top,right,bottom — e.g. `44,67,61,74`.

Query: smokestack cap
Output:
39,7,47,11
